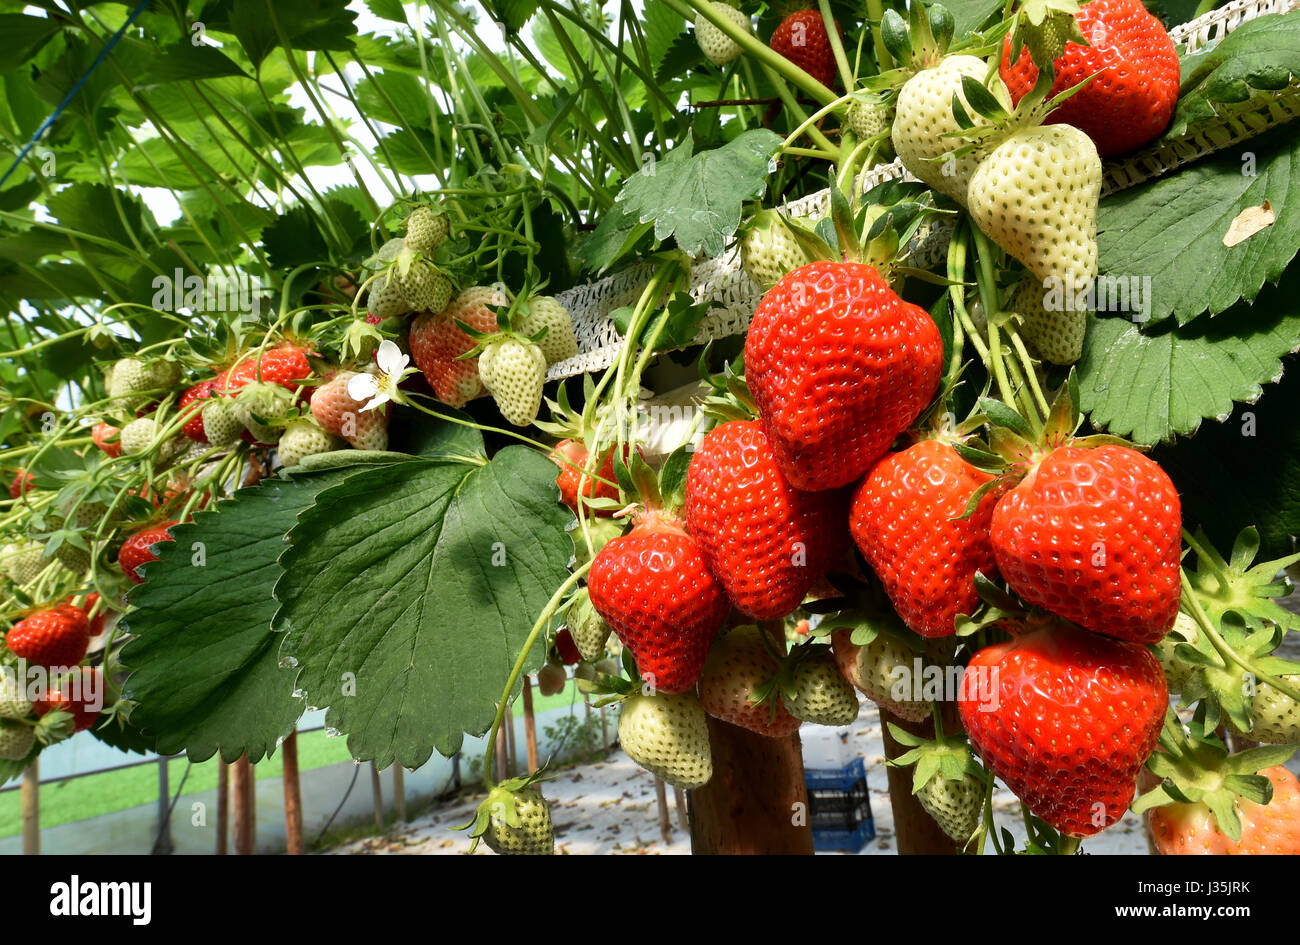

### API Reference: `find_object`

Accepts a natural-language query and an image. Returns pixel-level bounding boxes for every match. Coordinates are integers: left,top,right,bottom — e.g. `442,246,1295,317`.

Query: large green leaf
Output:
1097,122,1300,326
0,13,63,72
276,447,572,769
1078,265,1300,445
1154,356,1300,560
120,462,397,762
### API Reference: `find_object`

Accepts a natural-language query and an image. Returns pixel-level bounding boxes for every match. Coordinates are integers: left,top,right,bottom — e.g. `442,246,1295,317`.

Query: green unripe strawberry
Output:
404,206,449,255
0,720,34,761
120,417,161,455
390,257,452,313
967,124,1100,365
367,271,409,320
201,399,243,448
479,784,554,855
0,542,46,585
904,215,955,272
233,381,293,445
479,338,546,427
893,55,1000,206
917,772,983,844
1153,611,1199,694
517,297,579,364
1250,675,1300,745
52,539,91,576
618,691,713,790
845,93,892,141
740,210,805,291
569,517,625,569
695,2,749,65
1006,275,1085,366
786,650,860,726
567,589,611,661
277,420,344,469
831,626,931,723
0,675,33,720
109,357,182,399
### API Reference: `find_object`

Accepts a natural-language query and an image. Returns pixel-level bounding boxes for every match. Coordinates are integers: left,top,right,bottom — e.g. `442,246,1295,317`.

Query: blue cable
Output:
0,0,154,190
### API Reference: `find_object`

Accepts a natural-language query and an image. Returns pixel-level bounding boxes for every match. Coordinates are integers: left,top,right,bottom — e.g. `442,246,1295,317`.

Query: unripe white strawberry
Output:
0,720,34,761
695,2,749,65
786,651,860,726
967,123,1100,306
517,296,578,364
0,542,46,586
480,785,554,855
54,541,91,577
740,210,806,290
277,419,345,469
618,691,713,790
108,357,182,399
232,381,293,444
566,589,611,661
1006,274,1086,366
845,94,892,140
904,215,955,271
1249,674,1300,745
120,417,161,455
404,206,449,255
0,675,33,720
390,258,452,313
917,772,983,844
479,338,546,427
201,399,243,447
831,627,930,722
366,271,408,320
893,55,1002,206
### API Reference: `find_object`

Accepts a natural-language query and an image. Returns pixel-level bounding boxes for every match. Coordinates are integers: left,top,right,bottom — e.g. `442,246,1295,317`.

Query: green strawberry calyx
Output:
456,773,552,851
1133,706,1299,842
886,720,988,803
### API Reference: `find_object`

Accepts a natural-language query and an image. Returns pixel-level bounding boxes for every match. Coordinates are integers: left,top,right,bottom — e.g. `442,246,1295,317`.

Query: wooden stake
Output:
522,677,539,774
282,731,304,855
156,756,172,854
674,786,689,831
21,759,38,856
880,709,960,854
370,762,384,829
216,760,228,855
654,778,672,843
393,765,407,823
232,754,255,855
504,703,517,777
689,716,813,854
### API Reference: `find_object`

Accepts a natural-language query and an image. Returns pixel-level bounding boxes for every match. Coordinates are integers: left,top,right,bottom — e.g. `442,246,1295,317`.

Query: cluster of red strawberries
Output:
585,260,1183,839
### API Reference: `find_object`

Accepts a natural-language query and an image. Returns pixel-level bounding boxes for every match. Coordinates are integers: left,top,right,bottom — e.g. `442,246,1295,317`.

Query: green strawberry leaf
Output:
608,129,782,258
1096,121,1300,328
1165,13,1300,140
276,447,573,768
120,462,397,762
1077,262,1300,445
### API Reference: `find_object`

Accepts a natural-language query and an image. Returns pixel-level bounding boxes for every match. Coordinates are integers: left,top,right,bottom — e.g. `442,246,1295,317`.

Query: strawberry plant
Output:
0,0,1298,861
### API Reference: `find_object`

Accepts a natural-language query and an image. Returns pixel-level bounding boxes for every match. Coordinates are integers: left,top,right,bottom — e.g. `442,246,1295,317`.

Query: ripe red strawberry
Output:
1148,766,1300,855
310,371,389,451
990,445,1180,644
409,286,504,408
745,262,943,491
698,625,802,737
999,0,1180,157
550,440,624,516
554,628,581,665
66,592,108,638
179,379,217,442
8,469,34,499
686,420,841,620
119,521,179,584
958,619,1166,838
587,512,730,693
6,605,91,668
770,10,838,89
221,343,312,395
92,422,123,457
33,667,104,732
850,440,1001,637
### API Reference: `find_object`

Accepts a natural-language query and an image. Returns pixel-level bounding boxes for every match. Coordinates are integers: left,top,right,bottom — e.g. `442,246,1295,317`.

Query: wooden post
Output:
231,755,255,855
393,766,407,823
495,718,509,783
215,760,228,855
522,677,539,774
282,731,304,855
689,716,814,854
674,787,689,831
654,778,672,843
504,704,517,777
370,762,384,829
21,759,38,855
880,709,960,855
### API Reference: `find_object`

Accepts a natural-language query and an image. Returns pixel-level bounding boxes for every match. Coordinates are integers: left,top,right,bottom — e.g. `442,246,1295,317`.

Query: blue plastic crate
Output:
804,757,866,792
812,818,876,853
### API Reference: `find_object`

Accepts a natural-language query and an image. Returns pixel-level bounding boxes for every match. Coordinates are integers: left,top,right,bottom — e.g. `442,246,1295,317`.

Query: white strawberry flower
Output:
348,340,410,411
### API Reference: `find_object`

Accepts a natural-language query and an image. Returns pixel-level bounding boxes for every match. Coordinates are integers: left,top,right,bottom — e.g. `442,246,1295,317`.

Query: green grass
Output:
0,679,598,837
0,726,356,837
